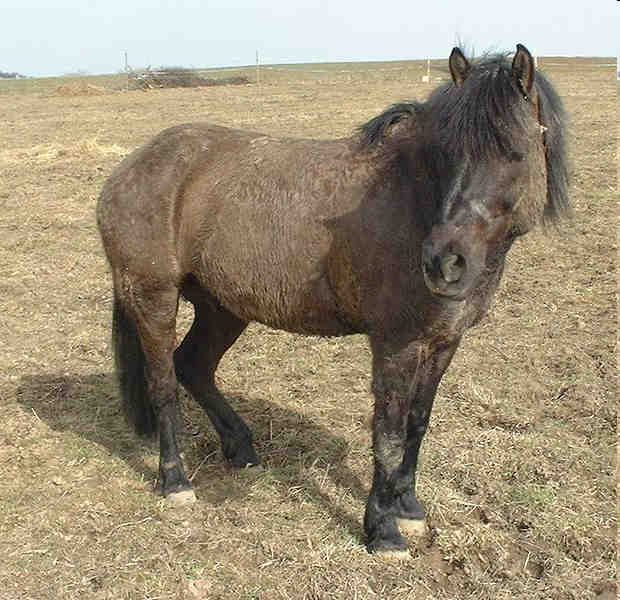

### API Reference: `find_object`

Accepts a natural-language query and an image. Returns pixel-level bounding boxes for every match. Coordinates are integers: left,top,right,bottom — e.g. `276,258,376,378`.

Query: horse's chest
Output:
418,293,491,342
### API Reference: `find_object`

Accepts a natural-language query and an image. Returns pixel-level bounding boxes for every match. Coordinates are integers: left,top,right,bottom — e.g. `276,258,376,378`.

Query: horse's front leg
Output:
365,338,459,555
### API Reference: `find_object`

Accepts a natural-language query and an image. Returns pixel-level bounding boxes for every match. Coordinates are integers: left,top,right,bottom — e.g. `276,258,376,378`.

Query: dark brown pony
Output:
97,44,569,556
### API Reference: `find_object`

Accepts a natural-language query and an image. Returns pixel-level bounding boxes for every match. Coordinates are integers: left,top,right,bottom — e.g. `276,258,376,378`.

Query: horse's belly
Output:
194,246,359,336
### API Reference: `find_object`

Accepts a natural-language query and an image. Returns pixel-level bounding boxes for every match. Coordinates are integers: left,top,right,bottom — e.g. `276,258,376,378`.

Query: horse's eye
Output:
508,224,523,238
502,196,517,212
508,151,525,162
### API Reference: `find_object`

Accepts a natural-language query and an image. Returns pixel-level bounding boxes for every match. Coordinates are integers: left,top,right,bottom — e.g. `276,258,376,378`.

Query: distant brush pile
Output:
128,67,250,90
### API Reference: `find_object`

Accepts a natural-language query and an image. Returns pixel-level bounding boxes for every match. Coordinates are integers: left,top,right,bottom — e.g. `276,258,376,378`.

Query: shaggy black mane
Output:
358,51,569,223
358,102,422,147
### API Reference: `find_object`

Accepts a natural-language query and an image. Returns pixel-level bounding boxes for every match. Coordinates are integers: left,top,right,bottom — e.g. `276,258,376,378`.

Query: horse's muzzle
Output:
422,242,468,298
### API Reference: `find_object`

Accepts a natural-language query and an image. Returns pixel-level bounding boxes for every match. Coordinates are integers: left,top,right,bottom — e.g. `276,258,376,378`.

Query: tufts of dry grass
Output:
0,59,615,599
0,138,128,167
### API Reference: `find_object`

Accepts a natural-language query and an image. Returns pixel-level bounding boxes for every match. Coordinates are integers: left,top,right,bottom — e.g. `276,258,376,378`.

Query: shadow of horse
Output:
16,372,368,541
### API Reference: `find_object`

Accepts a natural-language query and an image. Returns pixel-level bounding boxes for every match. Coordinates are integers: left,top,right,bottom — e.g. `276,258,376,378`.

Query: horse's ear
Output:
512,43,535,98
449,47,471,88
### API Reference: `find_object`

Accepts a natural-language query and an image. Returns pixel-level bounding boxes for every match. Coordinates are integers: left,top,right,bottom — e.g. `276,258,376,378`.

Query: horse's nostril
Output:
439,253,466,283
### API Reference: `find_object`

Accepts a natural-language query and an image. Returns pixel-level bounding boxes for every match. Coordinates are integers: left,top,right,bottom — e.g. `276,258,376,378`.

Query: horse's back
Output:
178,127,370,333
97,122,370,334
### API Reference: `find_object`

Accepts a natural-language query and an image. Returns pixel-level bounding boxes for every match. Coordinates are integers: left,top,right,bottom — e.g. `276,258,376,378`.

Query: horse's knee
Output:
374,432,405,476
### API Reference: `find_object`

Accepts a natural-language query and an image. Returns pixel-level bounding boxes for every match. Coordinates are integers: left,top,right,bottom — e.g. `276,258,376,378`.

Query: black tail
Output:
112,296,157,437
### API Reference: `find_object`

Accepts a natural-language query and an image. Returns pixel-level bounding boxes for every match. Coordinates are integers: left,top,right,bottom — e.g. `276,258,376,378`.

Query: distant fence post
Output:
422,58,430,83
124,51,130,91
256,50,260,86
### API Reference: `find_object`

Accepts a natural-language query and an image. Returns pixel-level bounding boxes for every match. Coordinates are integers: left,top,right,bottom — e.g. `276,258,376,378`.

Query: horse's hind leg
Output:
174,290,258,468
120,282,195,504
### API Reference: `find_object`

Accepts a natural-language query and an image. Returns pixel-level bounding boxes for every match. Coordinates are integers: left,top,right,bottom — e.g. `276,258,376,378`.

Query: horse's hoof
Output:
397,517,427,537
367,530,409,558
242,463,264,471
228,445,260,469
372,547,411,560
166,489,197,506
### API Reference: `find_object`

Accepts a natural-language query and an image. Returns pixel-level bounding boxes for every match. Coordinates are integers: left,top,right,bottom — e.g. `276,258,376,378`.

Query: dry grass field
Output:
0,57,616,599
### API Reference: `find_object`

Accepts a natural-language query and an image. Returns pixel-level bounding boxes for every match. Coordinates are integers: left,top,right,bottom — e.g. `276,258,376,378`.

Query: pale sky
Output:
3,0,618,77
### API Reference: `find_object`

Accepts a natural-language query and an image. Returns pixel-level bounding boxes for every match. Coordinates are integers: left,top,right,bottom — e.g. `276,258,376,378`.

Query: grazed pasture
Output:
0,58,615,599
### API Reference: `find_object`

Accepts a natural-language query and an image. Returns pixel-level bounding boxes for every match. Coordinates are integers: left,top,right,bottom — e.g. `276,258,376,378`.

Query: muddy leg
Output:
364,339,459,554
174,293,258,467
393,342,459,537
133,285,195,504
